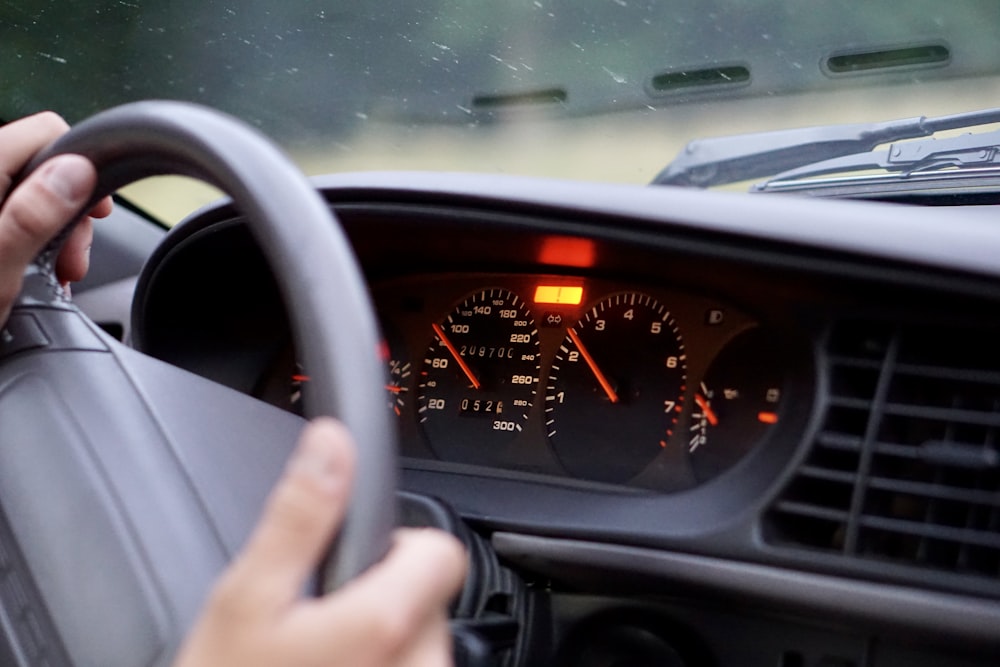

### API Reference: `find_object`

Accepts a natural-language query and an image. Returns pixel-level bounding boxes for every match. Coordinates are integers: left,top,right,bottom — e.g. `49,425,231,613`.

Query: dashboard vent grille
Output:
767,319,1000,583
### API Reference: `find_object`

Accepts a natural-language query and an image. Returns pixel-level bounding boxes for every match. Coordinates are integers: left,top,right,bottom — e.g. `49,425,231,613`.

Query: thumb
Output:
220,418,356,613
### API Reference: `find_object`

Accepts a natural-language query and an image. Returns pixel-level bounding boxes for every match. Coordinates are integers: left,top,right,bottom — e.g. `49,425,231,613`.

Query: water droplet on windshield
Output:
37,52,68,64
602,66,627,84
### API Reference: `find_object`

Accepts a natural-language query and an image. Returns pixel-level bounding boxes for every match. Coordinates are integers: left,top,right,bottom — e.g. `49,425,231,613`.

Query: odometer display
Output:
418,288,540,460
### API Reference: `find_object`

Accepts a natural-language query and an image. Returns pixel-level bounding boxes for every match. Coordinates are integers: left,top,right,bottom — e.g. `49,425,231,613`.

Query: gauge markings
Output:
386,359,411,416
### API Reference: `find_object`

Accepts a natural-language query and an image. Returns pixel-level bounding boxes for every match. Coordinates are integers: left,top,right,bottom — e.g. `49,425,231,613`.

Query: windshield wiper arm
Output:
652,107,1000,189
752,127,1000,192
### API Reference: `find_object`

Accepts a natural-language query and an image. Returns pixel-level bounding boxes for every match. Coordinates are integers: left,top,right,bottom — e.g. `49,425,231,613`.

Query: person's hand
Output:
173,418,469,667
0,111,114,323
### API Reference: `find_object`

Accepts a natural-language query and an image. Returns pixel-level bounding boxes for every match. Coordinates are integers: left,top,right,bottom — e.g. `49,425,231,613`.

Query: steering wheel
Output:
0,101,395,666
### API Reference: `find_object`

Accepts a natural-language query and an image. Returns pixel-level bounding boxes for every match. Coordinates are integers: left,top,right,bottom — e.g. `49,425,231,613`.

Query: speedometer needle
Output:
432,323,482,390
567,328,619,404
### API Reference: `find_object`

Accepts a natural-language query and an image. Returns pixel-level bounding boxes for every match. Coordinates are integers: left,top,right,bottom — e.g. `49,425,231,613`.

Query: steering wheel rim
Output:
19,100,396,588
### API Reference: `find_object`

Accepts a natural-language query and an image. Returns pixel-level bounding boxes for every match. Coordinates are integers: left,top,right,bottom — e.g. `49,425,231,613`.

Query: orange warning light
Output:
538,237,597,268
534,285,583,305
757,411,779,425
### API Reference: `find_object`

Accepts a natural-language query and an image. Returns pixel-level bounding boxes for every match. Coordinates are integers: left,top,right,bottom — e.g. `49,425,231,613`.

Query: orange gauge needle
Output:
567,328,619,404
385,384,404,394
695,393,719,427
432,323,482,390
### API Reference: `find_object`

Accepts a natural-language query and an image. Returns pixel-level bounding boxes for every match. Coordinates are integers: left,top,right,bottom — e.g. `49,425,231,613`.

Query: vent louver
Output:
767,319,1000,585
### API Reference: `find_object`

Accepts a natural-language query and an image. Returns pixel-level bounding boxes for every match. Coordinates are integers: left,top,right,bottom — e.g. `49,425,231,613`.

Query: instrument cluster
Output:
260,272,794,492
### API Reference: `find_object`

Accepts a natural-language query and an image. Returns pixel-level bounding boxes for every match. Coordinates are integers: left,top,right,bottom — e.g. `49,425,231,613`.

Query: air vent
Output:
472,88,567,110
767,319,1000,585
648,65,750,94
825,44,950,75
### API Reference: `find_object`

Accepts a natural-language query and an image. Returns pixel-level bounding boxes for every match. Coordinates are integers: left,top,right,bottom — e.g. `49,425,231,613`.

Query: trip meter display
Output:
417,288,540,460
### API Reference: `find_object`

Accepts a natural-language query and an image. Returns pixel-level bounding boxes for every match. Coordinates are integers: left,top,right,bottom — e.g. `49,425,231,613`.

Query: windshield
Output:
3,1,1000,222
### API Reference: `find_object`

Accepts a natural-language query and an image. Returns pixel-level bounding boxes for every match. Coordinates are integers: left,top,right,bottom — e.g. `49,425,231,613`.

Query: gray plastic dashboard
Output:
127,173,1000,662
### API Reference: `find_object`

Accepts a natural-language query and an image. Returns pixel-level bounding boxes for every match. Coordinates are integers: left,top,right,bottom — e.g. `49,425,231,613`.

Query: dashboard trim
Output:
312,172,1000,284
493,531,1000,650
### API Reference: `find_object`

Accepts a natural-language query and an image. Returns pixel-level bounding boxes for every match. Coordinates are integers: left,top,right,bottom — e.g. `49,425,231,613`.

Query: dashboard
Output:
128,172,1000,665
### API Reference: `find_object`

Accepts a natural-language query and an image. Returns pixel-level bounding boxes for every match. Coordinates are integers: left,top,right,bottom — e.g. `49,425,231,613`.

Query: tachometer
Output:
417,288,540,460
545,292,687,483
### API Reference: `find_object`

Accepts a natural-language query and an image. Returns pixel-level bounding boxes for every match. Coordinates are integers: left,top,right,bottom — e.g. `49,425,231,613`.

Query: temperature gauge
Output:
689,327,785,482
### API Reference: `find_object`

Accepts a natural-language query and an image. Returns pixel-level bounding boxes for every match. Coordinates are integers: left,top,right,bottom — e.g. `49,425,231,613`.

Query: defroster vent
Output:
767,319,1000,587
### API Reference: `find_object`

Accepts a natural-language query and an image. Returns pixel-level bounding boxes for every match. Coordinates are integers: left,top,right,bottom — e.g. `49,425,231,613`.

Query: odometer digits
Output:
418,288,540,459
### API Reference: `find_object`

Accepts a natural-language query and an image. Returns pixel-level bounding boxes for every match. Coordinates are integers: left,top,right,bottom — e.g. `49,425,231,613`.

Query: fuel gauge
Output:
380,319,411,417
386,357,411,416
689,327,785,482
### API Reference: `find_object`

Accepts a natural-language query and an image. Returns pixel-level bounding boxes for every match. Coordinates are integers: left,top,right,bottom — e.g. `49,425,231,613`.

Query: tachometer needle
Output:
432,323,482,390
567,328,619,404
695,393,719,427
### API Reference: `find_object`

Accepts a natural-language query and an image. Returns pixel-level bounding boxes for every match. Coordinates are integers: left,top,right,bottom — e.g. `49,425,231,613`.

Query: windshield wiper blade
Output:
752,127,1000,193
652,107,1000,189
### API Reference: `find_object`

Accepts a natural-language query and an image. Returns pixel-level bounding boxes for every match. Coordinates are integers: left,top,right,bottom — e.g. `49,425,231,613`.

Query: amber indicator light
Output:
534,285,583,305
757,411,779,425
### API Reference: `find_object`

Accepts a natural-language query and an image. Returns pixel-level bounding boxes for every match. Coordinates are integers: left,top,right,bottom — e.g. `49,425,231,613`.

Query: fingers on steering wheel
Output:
218,418,356,612
56,216,94,285
0,155,99,309
0,112,113,290
303,527,468,660
0,111,71,194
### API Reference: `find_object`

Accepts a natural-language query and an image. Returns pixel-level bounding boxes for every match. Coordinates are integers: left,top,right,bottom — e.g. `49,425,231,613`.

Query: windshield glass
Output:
3,1,999,222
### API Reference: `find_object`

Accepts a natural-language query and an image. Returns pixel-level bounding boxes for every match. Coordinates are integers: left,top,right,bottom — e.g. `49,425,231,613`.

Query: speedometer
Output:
417,288,540,460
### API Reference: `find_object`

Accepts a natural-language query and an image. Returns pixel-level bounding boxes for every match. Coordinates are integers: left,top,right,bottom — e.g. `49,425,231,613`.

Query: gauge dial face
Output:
417,288,540,459
387,358,411,416
380,319,411,417
546,292,687,483
689,327,784,482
